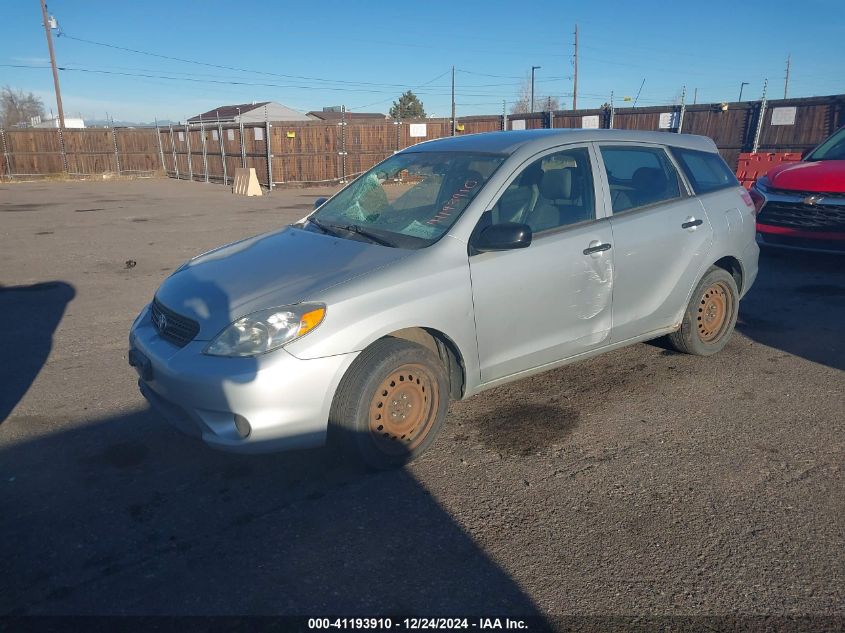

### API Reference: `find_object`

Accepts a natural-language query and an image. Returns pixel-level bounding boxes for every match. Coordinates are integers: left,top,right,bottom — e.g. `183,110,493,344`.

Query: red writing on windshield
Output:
427,180,479,225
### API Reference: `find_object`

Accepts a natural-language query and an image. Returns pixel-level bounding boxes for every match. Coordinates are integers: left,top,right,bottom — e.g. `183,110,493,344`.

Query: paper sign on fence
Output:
771,107,796,126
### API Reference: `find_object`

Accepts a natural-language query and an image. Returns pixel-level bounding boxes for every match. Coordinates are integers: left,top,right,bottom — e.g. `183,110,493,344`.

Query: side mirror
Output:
314,197,328,209
474,223,532,252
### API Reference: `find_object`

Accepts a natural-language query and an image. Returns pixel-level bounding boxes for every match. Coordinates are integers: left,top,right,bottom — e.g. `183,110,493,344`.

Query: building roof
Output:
188,102,270,123
306,111,387,121
187,101,311,123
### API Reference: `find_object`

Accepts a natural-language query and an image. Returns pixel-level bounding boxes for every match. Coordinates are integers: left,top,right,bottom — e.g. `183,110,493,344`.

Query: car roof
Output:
406,128,718,155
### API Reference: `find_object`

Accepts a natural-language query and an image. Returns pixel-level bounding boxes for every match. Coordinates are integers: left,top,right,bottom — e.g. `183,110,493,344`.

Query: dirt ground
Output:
0,178,843,626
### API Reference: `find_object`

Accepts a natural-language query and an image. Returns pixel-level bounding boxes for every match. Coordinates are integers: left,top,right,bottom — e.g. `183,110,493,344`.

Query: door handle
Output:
682,218,703,229
583,242,612,255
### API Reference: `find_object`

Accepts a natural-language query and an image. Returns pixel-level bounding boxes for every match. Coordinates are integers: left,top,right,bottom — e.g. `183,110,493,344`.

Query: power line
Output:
75,66,557,101
24,59,565,91
63,31,727,100
58,31,570,94
343,37,568,58
57,32,457,90
20,54,564,91
458,68,569,82
6,63,518,99
457,69,523,79
347,69,452,111
2,64,780,106
5,63,686,108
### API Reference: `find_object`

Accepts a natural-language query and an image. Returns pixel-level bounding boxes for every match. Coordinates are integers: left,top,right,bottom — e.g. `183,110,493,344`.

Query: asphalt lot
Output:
0,178,843,624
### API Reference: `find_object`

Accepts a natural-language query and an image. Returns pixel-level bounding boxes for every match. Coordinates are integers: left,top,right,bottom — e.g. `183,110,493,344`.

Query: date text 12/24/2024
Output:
308,618,529,630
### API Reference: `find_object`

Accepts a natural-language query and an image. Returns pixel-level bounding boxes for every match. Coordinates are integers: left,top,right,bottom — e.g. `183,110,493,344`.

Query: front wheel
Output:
329,338,450,469
668,267,739,356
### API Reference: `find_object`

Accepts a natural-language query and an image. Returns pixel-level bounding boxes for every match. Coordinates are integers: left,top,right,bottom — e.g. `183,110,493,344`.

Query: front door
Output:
469,145,614,383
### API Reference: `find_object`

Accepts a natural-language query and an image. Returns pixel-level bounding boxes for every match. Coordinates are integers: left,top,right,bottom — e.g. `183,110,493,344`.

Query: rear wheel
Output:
668,267,739,356
329,338,449,469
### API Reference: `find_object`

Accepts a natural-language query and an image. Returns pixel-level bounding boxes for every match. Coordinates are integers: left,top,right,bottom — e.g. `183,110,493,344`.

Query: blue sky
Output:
1,0,843,123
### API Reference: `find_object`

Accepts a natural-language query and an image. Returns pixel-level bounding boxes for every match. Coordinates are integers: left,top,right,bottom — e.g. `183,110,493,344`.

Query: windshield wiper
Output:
333,224,396,247
308,217,341,237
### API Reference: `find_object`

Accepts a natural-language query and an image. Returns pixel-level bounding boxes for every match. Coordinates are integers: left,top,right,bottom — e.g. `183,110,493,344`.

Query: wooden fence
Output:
0,127,162,177
2,94,843,185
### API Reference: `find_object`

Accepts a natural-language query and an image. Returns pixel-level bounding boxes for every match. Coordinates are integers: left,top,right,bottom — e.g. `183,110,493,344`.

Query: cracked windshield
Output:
309,152,505,247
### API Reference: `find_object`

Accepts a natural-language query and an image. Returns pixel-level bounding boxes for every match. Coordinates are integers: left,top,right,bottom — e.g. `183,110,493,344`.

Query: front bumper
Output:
757,224,845,254
129,305,358,453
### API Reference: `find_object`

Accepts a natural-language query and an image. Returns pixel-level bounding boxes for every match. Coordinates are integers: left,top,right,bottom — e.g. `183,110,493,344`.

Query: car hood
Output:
767,160,845,193
154,227,410,339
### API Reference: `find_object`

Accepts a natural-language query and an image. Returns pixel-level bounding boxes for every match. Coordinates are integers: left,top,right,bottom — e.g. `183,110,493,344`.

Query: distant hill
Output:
84,119,179,128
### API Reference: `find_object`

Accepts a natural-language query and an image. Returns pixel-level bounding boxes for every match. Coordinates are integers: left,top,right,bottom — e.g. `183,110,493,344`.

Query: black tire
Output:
328,337,450,469
668,267,739,356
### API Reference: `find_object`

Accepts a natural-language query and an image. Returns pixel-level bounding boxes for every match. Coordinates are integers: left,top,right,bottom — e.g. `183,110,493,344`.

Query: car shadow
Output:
0,282,75,424
0,408,549,620
736,248,845,370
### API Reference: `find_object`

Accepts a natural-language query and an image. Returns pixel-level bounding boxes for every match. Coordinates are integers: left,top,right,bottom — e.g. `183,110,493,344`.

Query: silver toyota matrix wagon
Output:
129,129,759,468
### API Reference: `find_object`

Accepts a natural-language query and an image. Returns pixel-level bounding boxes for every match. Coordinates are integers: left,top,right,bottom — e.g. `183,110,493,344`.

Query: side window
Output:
491,147,595,234
673,147,739,194
599,146,682,213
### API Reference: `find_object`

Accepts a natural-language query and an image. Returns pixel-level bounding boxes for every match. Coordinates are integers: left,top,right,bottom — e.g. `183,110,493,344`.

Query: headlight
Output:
204,303,326,357
754,175,770,192
131,303,150,329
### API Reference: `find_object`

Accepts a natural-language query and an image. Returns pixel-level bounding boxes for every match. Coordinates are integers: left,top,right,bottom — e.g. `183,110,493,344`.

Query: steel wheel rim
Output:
697,281,732,343
368,363,439,455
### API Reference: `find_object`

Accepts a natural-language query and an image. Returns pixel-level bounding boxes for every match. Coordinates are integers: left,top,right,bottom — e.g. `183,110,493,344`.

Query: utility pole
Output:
693,87,698,104
784,54,791,99
39,0,65,129
738,82,749,102
451,65,456,136
572,24,579,110
530,65,541,113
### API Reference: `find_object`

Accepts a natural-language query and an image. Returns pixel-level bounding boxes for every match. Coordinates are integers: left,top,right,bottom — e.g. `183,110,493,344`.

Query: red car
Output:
750,126,845,253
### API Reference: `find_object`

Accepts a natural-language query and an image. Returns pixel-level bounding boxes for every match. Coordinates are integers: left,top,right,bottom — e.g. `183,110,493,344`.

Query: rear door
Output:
595,143,714,343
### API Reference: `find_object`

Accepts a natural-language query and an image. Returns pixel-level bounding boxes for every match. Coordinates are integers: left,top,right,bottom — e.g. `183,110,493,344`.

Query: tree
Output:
1,86,45,128
390,91,426,119
510,75,561,114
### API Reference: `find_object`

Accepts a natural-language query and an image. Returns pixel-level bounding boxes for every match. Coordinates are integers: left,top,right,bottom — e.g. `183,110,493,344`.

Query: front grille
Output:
759,201,845,231
767,187,845,199
151,298,200,347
